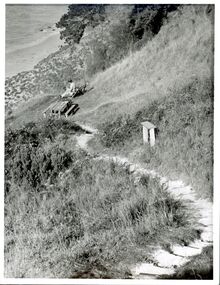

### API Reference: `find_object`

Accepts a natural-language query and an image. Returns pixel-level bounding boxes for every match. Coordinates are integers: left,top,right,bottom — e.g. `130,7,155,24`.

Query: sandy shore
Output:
5,31,64,78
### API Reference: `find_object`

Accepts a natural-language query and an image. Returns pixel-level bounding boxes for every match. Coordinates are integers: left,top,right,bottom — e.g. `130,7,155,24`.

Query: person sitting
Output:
61,79,76,98
69,80,76,93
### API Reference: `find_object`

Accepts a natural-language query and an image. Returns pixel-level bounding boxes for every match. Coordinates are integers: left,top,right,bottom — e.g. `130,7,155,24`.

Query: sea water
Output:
6,4,68,77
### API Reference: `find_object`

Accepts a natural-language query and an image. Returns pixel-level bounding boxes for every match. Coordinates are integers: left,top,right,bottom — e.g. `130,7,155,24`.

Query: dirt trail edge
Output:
75,123,213,280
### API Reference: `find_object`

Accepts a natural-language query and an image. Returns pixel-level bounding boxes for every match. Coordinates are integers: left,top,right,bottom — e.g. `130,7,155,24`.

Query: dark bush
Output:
4,118,82,192
9,143,72,189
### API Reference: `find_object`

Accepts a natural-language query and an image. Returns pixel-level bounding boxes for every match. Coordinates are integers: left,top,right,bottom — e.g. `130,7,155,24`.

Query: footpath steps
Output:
131,263,175,279
152,249,189,268
171,241,209,257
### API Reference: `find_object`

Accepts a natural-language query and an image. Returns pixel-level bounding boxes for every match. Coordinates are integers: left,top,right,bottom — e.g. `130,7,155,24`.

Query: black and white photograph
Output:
2,1,219,283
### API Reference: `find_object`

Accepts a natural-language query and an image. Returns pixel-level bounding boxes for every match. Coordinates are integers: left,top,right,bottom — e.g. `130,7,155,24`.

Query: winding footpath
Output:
75,123,213,279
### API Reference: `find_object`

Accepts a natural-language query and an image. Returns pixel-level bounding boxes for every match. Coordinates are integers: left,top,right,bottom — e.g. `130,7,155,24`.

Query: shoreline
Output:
6,29,60,55
5,31,64,78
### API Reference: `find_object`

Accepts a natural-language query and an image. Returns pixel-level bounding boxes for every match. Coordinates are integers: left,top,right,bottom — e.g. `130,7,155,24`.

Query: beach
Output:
6,31,63,78
5,4,67,78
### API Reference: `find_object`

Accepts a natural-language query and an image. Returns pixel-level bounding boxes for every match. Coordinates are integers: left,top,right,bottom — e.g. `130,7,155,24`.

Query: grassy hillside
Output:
7,6,213,128
75,5,213,199
97,78,213,199
73,5,213,125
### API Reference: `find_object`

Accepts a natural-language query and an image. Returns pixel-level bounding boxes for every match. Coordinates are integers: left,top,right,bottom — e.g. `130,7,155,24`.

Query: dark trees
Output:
56,4,179,76
56,4,106,45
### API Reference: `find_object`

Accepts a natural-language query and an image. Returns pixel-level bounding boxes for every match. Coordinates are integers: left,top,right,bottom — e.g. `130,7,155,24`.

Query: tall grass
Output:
74,5,213,125
5,134,198,277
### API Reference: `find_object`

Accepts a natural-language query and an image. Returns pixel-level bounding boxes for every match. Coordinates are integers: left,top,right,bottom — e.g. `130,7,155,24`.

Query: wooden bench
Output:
65,104,79,117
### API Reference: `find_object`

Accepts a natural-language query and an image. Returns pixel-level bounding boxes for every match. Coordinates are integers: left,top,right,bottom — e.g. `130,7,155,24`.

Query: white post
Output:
149,128,155,147
143,126,149,144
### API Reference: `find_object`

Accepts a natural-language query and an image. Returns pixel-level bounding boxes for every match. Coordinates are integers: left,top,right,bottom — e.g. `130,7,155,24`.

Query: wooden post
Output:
149,128,155,146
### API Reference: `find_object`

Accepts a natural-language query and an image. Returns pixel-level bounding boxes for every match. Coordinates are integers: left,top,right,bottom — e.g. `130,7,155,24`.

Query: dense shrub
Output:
56,5,106,45
8,143,72,190
5,118,82,150
5,118,83,192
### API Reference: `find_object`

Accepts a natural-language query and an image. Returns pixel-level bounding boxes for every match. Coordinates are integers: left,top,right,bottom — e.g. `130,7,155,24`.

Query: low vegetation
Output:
5,120,199,277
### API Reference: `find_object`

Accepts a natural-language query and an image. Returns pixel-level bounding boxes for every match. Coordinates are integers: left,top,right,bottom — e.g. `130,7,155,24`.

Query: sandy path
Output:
75,124,213,279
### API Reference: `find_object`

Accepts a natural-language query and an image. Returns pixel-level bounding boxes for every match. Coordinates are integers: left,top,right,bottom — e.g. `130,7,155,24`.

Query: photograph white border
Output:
0,0,219,284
